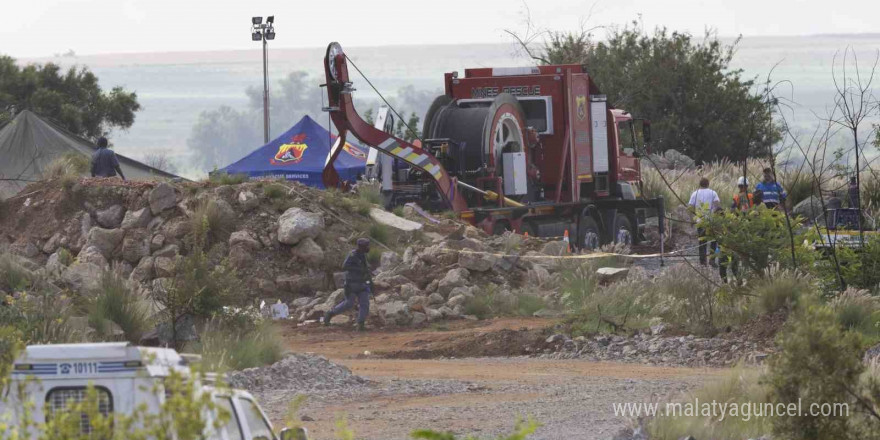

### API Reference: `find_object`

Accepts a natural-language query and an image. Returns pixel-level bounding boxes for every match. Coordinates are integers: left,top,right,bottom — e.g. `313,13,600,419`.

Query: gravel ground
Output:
231,354,716,440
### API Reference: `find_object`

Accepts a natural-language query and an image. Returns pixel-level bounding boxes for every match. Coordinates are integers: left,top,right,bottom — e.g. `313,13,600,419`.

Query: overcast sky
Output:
2,0,878,58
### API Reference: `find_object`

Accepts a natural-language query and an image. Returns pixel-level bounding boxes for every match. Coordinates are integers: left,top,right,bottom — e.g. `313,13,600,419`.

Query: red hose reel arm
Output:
321,42,468,212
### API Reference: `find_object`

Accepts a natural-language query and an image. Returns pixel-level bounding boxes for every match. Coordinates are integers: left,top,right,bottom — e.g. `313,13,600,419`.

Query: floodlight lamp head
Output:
252,31,262,41
265,30,275,40
252,16,262,25
267,16,274,24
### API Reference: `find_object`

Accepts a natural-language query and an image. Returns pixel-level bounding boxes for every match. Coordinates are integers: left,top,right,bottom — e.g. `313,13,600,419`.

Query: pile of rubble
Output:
539,332,770,367
226,353,367,393
0,178,572,330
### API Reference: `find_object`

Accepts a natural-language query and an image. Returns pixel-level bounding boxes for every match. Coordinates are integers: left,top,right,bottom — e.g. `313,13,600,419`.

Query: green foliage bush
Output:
0,253,32,292
462,287,546,320
766,305,880,440
57,248,74,266
87,269,151,344
369,223,390,243
751,271,816,315
830,289,880,339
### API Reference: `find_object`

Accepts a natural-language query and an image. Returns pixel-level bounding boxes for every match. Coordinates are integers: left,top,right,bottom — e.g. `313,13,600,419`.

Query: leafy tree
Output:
511,22,780,163
0,55,141,139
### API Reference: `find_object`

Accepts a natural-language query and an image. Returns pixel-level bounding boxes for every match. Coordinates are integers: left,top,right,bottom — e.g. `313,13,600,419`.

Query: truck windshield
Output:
239,398,275,440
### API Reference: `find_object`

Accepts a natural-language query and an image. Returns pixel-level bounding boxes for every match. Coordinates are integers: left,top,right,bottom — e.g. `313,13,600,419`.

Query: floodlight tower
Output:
251,16,276,143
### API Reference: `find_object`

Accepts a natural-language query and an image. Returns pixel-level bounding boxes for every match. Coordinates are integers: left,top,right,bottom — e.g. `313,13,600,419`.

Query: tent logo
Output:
271,133,308,165
343,143,367,159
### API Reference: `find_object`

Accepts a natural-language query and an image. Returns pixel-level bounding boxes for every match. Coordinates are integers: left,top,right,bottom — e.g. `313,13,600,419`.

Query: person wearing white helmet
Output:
731,176,754,212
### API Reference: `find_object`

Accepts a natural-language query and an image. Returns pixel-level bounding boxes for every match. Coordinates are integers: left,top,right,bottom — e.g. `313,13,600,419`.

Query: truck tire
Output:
578,216,601,251
613,214,634,246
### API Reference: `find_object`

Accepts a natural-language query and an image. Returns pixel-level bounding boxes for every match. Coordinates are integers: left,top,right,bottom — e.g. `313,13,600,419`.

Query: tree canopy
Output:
516,23,780,163
0,55,141,140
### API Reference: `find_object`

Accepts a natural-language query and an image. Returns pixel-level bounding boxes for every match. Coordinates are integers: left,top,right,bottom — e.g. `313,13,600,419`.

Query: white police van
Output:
3,342,306,440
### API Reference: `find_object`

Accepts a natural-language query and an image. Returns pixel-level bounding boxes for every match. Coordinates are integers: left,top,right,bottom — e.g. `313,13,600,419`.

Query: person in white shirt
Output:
688,177,721,266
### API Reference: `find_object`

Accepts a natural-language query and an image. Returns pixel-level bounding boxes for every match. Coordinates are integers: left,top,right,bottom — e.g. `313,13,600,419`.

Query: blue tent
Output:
218,115,367,188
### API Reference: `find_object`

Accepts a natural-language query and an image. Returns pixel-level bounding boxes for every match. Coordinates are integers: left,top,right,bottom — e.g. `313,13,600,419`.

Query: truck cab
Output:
2,342,305,440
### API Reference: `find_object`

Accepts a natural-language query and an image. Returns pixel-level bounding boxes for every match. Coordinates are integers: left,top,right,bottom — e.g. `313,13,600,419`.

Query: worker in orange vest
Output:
731,176,755,212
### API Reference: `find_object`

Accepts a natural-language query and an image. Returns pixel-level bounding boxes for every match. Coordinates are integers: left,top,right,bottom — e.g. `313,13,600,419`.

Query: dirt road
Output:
272,318,720,440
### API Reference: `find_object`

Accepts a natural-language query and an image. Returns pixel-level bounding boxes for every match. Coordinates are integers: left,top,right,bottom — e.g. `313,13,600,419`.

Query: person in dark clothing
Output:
849,176,860,209
90,137,126,180
324,238,373,331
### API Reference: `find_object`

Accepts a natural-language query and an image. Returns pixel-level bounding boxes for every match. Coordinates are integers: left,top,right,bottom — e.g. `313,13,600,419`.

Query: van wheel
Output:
614,215,633,246
578,216,601,251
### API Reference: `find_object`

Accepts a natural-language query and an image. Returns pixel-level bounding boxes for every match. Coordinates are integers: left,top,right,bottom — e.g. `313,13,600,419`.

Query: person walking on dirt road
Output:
324,238,373,331
90,137,126,180
688,177,721,266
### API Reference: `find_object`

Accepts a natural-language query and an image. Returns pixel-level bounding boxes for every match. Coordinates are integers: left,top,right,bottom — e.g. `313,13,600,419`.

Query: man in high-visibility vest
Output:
731,176,755,212
755,168,786,209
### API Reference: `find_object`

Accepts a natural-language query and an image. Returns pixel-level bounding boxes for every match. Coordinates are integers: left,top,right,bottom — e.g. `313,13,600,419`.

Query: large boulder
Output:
229,230,262,251
792,196,824,223
84,227,124,259
78,246,108,268
597,267,629,284
42,233,62,254
122,229,151,264
378,301,412,326
291,237,324,261
237,190,259,211
398,283,421,299
62,262,104,293
277,208,324,245
95,205,126,229
149,183,178,215
458,251,496,272
121,208,152,230
154,256,176,278
130,257,155,283
276,274,325,294
438,267,470,296
380,252,401,271
446,294,468,308
152,244,179,258
228,244,253,269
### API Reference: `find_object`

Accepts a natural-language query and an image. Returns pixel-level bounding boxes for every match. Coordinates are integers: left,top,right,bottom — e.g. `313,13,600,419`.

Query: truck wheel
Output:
578,217,601,251
613,215,634,246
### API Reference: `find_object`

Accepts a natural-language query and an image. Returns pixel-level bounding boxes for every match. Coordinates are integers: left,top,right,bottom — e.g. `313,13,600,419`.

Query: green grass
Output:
358,181,383,205
263,183,288,199
87,269,152,344
750,270,815,315
393,206,405,217
462,286,547,320
57,248,74,266
208,172,248,185
190,318,285,371
367,247,382,266
369,223,390,244
831,288,880,340
0,252,32,292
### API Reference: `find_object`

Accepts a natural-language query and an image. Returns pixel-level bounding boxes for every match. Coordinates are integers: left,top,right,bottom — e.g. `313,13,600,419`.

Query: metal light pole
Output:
251,16,276,143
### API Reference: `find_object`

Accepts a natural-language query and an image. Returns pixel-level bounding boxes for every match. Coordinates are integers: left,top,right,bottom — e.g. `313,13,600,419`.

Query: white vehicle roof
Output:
13,342,193,379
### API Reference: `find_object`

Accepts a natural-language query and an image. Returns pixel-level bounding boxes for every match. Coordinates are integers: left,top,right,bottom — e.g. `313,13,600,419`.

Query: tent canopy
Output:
0,110,179,198
217,115,367,188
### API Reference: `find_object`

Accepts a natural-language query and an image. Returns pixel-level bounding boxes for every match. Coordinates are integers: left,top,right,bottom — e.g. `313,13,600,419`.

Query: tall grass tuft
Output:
648,366,771,440
368,223,390,244
190,198,236,245
208,172,248,185
357,180,383,205
44,151,89,180
263,183,288,199
191,318,284,371
750,270,815,315
87,269,152,343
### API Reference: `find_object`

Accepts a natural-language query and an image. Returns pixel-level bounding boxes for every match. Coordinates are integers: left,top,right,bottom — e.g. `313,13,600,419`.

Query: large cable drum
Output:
423,93,528,177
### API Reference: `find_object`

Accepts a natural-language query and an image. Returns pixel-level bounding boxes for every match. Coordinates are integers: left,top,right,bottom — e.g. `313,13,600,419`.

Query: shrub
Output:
3,284,78,344
516,293,546,317
189,198,236,246
648,366,771,440
766,305,879,440
369,223,390,243
501,232,523,253
366,247,382,266
57,248,74,266
87,269,152,343
0,252,32,292
653,265,722,335
43,151,89,180
701,207,799,277
558,261,601,310
357,180,383,205
393,206,405,217
750,270,816,315
830,288,880,338
188,315,284,371
263,183,288,199
209,172,248,185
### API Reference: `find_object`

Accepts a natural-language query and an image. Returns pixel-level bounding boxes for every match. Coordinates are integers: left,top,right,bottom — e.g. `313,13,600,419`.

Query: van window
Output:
46,387,113,434
238,398,274,439
215,397,244,440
